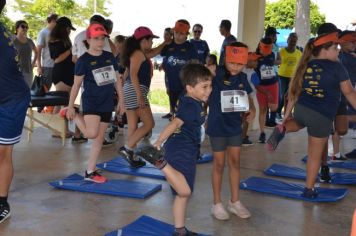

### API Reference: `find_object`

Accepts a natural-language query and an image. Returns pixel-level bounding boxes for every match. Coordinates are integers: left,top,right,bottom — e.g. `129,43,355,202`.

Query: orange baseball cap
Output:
225,46,248,65
86,23,108,39
313,32,340,46
259,41,273,56
173,21,190,34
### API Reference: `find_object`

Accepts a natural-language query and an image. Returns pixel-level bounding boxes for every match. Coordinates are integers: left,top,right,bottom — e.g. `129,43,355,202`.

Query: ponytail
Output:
288,39,314,102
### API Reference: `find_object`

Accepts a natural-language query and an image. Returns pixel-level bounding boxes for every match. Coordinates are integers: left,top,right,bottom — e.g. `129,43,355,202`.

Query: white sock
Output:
125,145,132,151
335,152,340,158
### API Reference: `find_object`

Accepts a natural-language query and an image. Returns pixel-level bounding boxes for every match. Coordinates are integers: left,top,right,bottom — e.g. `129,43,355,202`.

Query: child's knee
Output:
85,130,99,139
213,161,225,172
178,188,191,198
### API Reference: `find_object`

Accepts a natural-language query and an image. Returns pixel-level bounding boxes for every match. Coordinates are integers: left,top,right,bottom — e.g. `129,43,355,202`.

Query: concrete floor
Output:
0,113,355,236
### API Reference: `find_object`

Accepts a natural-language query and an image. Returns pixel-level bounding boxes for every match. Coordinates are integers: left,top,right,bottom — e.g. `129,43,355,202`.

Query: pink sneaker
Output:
84,170,107,183
59,107,68,118
227,200,251,218
211,203,230,220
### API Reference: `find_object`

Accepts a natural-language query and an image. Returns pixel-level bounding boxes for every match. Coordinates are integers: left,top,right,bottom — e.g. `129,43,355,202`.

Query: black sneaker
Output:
301,187,318,199
266,124,286,150
72,136,88,143
102,140,115,147
118,146,146,168
162,113,172,119
242,136,253,146
172,227,198,236
136,145,167,170
331,155,348,161
258,132,266,143
0,204,10,224
319,165,331,183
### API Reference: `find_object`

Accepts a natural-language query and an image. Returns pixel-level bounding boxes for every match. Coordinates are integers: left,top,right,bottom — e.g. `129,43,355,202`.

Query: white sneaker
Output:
227,200,251,219
211,203,230,220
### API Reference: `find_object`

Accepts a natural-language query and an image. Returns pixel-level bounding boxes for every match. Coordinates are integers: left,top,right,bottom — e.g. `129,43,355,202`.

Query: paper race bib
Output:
221,90,249,112
260,65,276,80
92,65,116,86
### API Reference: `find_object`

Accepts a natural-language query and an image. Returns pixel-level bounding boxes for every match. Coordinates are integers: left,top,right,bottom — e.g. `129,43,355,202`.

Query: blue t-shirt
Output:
161,41,198,91
297,59,350,120
339,51,356,86
255,53,278,86
219,34,237,66
170,95,206,145
207,67,252,137
75,51,119,113
189,39,210,64
0,24,30,106
127,59,152,88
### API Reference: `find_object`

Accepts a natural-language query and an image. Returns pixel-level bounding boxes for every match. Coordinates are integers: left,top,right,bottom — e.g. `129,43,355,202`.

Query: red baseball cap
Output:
86,23,108,39
133,26,159,40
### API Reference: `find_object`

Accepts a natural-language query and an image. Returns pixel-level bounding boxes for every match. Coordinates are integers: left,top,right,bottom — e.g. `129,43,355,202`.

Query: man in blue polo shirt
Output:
219,19,237,66
0,0,31,224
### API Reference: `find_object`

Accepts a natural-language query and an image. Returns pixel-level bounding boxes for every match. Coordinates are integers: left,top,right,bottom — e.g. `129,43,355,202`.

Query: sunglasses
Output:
20,25,29,29
193,30,202,33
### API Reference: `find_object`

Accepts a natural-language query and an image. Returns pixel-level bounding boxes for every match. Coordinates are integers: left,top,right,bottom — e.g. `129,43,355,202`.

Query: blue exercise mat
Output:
264,164,356,185
97,157,166,180
197,153,213,164
302,155,356,171
49,174,162,199
240,176,348,202
105,215,210,236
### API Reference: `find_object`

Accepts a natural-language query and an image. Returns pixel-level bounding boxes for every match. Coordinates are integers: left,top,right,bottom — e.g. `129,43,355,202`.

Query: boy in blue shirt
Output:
138,63,212,236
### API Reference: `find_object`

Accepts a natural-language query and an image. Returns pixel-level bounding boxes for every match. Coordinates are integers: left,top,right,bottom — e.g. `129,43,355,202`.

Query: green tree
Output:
13,0,110,39
0,6,15,32
265,0,325,35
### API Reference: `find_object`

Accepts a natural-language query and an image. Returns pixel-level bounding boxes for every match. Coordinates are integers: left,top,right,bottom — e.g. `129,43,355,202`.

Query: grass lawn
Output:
149,89,169,108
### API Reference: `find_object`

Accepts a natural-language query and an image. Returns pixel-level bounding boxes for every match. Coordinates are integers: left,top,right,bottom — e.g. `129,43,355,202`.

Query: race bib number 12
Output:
92,65,116,86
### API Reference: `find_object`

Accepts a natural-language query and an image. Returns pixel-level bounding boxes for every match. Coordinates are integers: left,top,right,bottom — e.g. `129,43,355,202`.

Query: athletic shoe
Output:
118,146,146,168
136,145,167,169
258,132,266,143
242,136,253,146
102,140,115,147
331,155,348,161
319,165,331,183
84,170,107,183
227,200,251,219
172,228,198,236
161,113,172,119
301,187,318,199
59,107,68,118
72,136,88,143
0,204,10,224
345,149,356,158
266,124,286,150
211,203,230,220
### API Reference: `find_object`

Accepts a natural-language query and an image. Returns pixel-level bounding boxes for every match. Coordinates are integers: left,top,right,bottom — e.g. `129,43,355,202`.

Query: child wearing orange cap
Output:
64,24,123,183
266,30,356,198
254,37,280,144
207,42,255,220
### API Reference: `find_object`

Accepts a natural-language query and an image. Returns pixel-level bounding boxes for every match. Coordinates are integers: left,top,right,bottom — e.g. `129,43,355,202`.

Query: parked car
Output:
151,55,163,70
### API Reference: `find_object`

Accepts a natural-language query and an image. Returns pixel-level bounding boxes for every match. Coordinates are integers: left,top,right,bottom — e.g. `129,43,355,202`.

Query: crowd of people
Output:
1,0,356,234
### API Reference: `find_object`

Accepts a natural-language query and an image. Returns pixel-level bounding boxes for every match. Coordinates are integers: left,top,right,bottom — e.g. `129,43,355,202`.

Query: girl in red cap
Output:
65,24,122,183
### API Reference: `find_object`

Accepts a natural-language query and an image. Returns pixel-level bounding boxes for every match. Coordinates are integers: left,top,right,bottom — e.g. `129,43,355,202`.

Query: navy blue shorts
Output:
164,135,198,195
348,102,356,115
0,98,30,145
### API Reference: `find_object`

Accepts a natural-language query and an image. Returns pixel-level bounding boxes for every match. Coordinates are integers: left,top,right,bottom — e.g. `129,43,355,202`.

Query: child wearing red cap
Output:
266,30,356,198
207,42,255,220
118,26,169,168
64,24,122,183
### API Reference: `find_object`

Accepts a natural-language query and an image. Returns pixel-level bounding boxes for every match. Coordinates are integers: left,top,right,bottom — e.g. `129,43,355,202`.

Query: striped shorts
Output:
123,82,150,110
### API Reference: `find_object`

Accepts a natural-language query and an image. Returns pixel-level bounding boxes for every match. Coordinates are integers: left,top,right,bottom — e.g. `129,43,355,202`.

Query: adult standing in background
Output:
13,20,38,87
277,33,302,117
36,13,58,90
0,0,31,224
218,19,236,66
190,23,210,64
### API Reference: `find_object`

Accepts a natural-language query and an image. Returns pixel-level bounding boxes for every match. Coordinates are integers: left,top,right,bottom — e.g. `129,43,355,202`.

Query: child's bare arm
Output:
154,118,184,149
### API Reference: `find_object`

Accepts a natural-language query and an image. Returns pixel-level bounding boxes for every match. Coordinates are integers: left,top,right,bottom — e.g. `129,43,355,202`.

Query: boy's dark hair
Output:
115,35,126,43
47,13,58,23
180,63,212,87
220,20,232,31
208,54,217,65
193,23,203,30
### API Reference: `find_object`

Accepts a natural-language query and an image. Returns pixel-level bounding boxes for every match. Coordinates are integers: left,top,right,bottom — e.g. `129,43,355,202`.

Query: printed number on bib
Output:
221,90,249,112
260,65,276,80
92,65,116,86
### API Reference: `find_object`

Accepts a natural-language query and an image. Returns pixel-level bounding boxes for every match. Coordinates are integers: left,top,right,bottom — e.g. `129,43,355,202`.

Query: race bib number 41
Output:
92,65,116,86
221,90,249,112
